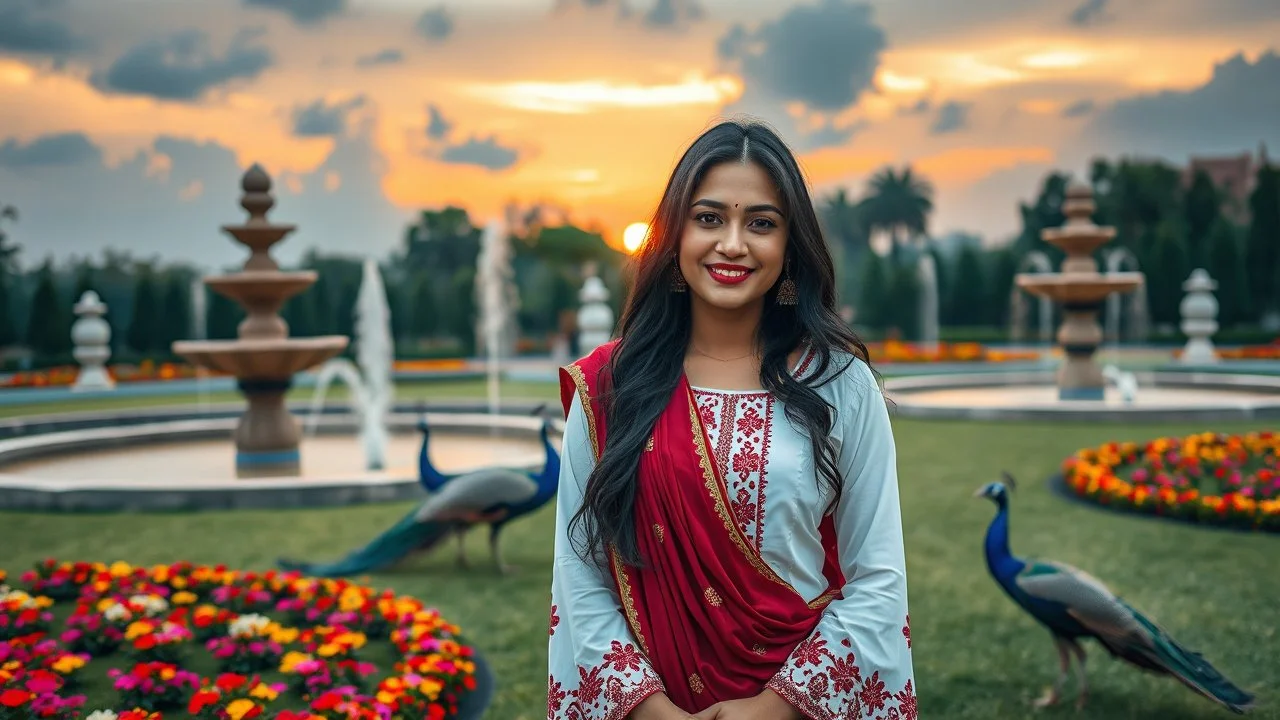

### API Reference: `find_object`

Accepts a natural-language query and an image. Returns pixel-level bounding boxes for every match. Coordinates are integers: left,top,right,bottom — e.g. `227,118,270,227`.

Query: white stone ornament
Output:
71,290,116,391
1178,268,1219,365
577,270,613,354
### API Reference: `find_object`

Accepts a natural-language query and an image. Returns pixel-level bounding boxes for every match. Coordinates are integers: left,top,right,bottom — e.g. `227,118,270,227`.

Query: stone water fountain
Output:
1015,183,1143,400
172,165,349,477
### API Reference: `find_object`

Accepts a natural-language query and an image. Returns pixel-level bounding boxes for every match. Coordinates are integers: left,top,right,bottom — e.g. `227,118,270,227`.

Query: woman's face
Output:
677,160,788,313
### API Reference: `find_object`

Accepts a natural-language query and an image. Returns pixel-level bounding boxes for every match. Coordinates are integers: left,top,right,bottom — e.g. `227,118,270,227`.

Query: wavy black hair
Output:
571,118,873,567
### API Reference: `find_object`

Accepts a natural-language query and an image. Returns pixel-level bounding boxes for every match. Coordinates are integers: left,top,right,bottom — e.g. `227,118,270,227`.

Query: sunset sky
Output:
1,0,1278,271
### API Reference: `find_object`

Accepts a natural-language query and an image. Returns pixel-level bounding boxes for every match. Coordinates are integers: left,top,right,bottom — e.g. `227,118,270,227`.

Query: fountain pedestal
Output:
1015,184,1143,400
172,165,348,477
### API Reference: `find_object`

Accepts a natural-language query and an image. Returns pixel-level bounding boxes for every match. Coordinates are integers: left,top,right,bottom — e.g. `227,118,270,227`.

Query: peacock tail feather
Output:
1115,599,1255,714
277,509,457,578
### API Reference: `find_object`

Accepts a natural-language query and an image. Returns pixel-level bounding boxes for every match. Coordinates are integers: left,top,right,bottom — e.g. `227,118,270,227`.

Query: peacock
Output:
415,401,460,494
975,473,1255,713
278,409,561,578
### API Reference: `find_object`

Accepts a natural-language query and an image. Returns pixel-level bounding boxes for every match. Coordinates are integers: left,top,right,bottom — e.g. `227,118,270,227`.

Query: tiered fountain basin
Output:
884,369,1280,423
0,401,560,512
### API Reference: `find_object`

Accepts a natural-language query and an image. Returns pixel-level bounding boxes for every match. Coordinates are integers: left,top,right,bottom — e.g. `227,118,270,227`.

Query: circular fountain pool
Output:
884,370,1280,422
0,407,561,512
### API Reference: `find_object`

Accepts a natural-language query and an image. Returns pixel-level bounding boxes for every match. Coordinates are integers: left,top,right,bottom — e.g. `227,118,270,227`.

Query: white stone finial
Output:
71,290,116,391
577,273,614,353
1178,268,1219,365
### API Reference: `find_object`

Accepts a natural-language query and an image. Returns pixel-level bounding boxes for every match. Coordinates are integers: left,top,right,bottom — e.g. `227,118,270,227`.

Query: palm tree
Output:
857,167,934,264
818,188,869,305
0,204,19,273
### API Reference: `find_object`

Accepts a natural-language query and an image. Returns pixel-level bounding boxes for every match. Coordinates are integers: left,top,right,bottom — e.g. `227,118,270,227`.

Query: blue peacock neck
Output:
983,498,1022,581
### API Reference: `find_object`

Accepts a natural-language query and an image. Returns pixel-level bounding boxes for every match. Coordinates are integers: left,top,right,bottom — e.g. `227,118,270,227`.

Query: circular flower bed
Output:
0,560,483,719
1061,431,1280,531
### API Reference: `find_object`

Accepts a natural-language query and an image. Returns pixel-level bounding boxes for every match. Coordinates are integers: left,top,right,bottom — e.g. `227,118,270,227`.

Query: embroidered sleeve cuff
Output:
548,641,666,720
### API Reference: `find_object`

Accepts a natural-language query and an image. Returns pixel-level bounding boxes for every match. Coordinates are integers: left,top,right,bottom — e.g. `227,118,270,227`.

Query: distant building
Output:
1183,143,1270,224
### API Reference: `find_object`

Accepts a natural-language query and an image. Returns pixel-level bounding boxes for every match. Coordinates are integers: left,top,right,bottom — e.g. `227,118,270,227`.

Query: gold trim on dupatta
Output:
563,360,652,657
562,363,599,457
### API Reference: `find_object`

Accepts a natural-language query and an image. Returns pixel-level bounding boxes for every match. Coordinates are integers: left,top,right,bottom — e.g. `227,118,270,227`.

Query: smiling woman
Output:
548,119,915,720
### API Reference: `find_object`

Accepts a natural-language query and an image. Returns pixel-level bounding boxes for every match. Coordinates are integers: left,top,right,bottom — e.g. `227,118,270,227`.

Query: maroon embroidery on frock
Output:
550,604,560,636
547,645,664,720
765,629,917,720
693,389,773,551
902,614,911,649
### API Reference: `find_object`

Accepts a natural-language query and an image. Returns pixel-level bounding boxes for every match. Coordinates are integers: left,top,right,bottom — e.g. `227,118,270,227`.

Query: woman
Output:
547,119,915,720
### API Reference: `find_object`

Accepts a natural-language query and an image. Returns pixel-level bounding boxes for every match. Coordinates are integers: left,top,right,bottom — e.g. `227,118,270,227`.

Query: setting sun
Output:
622,222,649,253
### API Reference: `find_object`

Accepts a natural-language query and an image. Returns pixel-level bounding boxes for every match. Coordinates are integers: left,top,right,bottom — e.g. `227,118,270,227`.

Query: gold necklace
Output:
690,345,755,362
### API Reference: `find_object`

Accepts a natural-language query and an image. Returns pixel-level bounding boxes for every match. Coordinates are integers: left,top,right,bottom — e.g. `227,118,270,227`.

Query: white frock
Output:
547,350,916,720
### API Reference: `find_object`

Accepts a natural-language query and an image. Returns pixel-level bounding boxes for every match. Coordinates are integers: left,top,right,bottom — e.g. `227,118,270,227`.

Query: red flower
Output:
216,673,248,691
189,689,221,714
0,689,32,707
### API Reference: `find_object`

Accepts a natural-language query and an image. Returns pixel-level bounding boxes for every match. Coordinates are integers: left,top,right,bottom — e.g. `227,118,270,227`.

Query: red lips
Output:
705,263,753,285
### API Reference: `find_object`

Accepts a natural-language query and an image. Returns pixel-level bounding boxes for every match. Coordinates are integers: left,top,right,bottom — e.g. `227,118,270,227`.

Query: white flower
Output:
85,711,119,720
0,589,37,608
228,613,270,638
103,602,131,623
129,593,169,617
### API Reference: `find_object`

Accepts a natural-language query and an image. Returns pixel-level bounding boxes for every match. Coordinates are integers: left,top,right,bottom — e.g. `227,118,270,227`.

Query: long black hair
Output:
571,118,873,567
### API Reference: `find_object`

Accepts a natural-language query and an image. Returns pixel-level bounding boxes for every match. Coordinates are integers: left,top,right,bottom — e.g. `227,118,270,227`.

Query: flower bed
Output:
0,561,482,719
1061,431,1280,531
866,340,1039,364
2,362,212,389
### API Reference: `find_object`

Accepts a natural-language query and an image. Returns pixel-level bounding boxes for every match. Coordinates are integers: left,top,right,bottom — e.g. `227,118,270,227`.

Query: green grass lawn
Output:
0,378,561,419
2,413,1277,719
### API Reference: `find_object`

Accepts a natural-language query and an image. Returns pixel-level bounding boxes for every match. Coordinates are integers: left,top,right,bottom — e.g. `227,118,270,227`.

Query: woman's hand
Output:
629,692,701,720
691,689,803,720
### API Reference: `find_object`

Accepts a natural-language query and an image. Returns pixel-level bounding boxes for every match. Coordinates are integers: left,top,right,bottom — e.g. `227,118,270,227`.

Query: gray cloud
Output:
0,131,405,271
1084,50,1280,159
930,100,970,134
718,0,886,112
415,7,454,42
1068,0,1110,27
92,29,273,101
291,96,367,137
0,0,88,55
898,98,931,116
426,105,452,140
439,136,519,171
355,48,403,67
1061,99,1095,118
643,0,703,29
0,132,102,168
243,0,346,26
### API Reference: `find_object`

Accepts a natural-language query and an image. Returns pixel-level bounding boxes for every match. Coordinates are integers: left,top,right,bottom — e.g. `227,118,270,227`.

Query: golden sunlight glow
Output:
1020,50,1091,70
877,69,929,93
0,60,34,86
622,222,649,253
461,73,741,114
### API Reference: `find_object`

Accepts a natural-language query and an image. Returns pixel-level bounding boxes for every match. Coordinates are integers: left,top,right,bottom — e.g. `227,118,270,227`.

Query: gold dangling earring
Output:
776,260,797,305
671,257,687,293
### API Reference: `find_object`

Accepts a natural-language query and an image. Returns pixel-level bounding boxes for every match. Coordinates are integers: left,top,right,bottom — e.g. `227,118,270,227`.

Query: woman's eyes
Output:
694,213,777,230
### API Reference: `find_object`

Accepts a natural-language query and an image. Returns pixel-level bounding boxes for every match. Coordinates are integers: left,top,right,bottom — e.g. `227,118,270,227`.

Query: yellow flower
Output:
150,565,170,583
171,576,188,590
171,591,197,605
109,561,133,578
225,698,259,720
270,626,299,644
417,678,444,700
279,651,312,673
160,666,176,681
125,620,154,640
52,655,86,674
250,682,279,701
317,643,340,658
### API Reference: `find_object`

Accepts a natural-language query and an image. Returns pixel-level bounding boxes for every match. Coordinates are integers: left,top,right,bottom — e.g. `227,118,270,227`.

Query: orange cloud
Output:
914,146,1055,185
